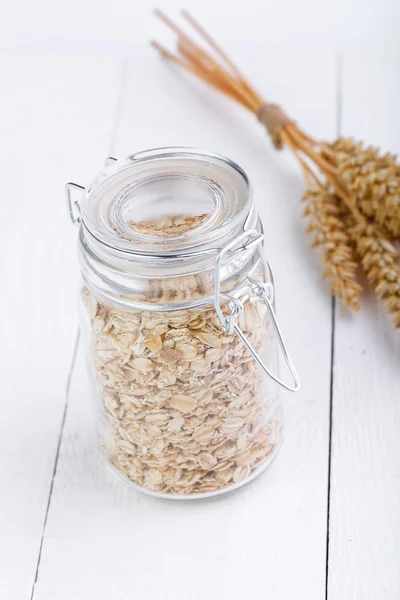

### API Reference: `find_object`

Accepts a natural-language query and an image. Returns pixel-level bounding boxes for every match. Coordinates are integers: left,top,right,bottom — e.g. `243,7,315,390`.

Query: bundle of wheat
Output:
152,10,400,328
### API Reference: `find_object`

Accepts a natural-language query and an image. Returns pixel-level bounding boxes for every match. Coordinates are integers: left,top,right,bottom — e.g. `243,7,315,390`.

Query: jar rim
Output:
80,147,252,259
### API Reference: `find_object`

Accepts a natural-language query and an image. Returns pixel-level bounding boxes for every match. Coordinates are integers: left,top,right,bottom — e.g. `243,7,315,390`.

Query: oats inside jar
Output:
83,282,281,496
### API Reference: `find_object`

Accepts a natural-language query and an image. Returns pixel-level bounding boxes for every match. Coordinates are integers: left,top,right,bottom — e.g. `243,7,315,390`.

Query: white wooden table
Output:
1,38,399,600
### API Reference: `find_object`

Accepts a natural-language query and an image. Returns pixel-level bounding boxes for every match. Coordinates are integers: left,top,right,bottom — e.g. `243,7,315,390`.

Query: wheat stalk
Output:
331,138,400,239
302,185,362,310
350,222,400,327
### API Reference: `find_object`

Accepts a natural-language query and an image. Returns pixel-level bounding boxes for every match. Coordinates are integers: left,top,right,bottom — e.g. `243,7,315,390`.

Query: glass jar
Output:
66,148,299,499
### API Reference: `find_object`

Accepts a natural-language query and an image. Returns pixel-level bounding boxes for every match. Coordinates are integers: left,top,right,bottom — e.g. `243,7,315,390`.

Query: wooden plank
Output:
33,49,336,599
328,52,400,599
0,54,122,600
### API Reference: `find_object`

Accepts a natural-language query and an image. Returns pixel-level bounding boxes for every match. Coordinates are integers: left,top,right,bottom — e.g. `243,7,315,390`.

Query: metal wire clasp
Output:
65,158,117,226
65,182,84,225
214,229,300,392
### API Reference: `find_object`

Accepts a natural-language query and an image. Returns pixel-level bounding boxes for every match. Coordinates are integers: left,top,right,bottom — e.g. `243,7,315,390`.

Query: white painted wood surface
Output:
0,46,398,600
0,55,123,600
328,53,400,600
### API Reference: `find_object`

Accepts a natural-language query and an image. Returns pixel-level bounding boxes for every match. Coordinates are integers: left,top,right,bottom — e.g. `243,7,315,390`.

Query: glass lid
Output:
80,148,252,256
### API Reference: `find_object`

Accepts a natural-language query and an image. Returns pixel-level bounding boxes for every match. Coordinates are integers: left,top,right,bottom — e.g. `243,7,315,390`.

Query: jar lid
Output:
80,148,252,257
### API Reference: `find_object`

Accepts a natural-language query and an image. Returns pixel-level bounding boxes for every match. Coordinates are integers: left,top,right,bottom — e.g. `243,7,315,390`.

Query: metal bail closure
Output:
103,156,118,167
65,182,85,225
214,229,300,392
65,158,118,226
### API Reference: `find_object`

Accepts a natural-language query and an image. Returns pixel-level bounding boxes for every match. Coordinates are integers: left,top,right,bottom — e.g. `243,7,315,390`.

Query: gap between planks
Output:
29,328,80,600
325,54,343,600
